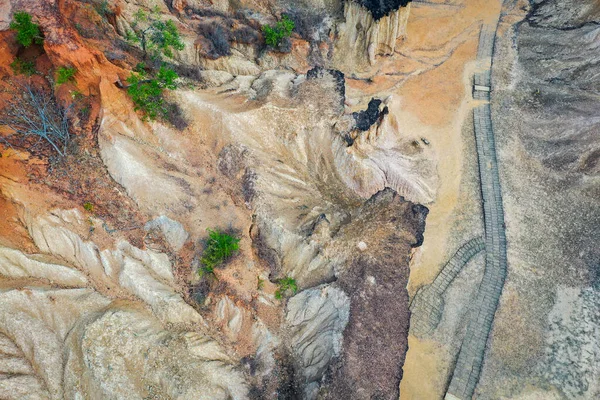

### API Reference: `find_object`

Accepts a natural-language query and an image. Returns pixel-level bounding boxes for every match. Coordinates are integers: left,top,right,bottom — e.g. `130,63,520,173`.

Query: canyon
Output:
0,0,598,399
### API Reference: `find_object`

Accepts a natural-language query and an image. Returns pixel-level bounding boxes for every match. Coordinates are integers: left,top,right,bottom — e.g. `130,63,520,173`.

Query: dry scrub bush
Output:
0,81,71,156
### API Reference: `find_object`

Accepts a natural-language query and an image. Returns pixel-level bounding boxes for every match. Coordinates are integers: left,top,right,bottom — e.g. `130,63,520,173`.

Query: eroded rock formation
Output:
326,189,427,400
334,0,411,69
3,0,596,399
0,206,249,399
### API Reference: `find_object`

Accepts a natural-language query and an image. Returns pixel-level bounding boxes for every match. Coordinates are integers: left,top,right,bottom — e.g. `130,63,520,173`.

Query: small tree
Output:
262,15,294,47
0,82,70,156
94,0,111,19
126,8,184,60
126,66,178,120
198,228,240,277
56,67,77,85
10,11,43,47
10,58,36,76
275,277,298,299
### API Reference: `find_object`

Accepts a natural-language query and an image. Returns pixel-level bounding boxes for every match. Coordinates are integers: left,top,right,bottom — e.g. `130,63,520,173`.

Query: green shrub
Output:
262,15,294,47
133,62,147,73
198,228,240,277
83,202,95,213
56,67,77,85
80,105,91,117
10,11,43,47
70,90,84,100
126,66,178,120
127,9,184,60
275,276,298,299
94,0,110,18
10,57,36,76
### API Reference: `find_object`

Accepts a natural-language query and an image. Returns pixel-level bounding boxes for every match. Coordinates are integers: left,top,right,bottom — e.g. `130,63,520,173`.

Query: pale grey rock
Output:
253,218,336,288
286,284,350,398
0,246,88,286
0,215,248,399
333,1,410,70
540,286,600,399
65,307,248,400
199,70,235,88
144,215,189,251
251,320,280,377
97,125,194,214
0,1,11,30
251,70,297,100
212,295,280,381
0,288,111,399
197,51,261,76
215,296,244,337
24,208,201,326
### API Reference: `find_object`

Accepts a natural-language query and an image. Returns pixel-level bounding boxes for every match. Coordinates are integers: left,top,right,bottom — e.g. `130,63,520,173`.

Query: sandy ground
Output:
389,0,503,399
398,0,501,293
0,149,37,252
345,0,500,296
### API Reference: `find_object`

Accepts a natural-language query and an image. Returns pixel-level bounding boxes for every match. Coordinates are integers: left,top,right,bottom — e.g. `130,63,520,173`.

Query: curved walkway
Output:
444,22,508,400
410,237,485,337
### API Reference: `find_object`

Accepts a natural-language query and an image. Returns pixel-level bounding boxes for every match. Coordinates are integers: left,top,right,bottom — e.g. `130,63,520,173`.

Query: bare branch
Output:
0,81,71,157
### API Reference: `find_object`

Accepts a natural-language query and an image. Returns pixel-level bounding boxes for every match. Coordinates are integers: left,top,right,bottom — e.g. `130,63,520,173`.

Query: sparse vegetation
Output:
126,66,178,120
262,15,294,47
70,90,84,100
83,202,95,213
74,22,87,37
274,277,298,299
94,0,110,18
284,8,325,42
10,11,43,47
80,104,91,118
257,276,265,291
198,228,240,277
10,57,36,76
56,67,77,85
126,8,185,60
121,10,187,124
198,24,231,58
134,62,147,73
0,82,71,156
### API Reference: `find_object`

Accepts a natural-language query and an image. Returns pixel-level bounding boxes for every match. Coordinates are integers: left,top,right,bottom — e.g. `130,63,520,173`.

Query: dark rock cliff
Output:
324,189,428,400
514,0,600,175
481,0,600,395
349,0,412,20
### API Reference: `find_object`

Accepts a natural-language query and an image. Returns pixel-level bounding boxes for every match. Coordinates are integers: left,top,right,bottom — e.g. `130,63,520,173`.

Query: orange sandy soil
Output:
345,0,501,292
386,1,503,399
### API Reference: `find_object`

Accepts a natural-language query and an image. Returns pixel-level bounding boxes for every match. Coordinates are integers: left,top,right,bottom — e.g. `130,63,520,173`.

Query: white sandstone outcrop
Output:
0,246,88,286
336,96,438,203
0,205,249,399
286,285,350,399
334,1,411,70
25,208,201,326
144,215,190,251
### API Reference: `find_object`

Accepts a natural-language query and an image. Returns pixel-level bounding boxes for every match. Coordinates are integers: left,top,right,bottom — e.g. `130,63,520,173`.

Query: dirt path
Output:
444,20,507,400
399,1,504,399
